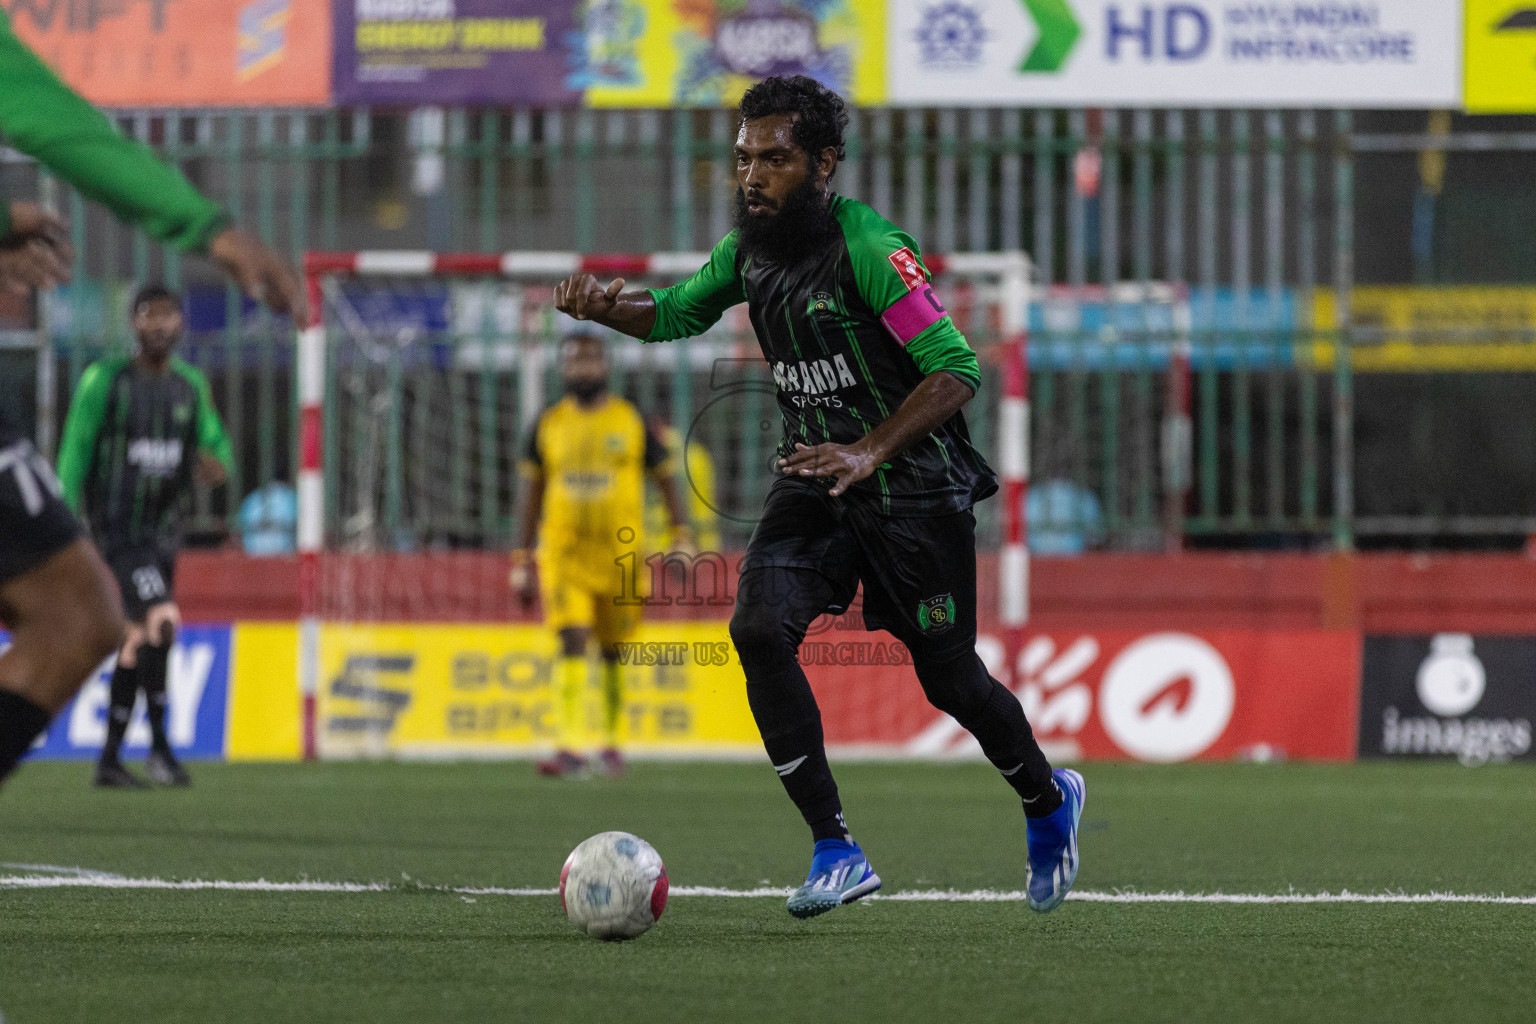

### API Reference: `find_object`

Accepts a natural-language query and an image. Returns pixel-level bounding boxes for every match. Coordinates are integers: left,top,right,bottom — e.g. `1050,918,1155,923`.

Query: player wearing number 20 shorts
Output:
57,286,233,789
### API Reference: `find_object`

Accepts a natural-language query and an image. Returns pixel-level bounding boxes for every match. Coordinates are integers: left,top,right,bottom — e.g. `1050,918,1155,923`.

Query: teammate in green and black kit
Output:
0,6,302,793
59,286,232,788
555,76,1086,916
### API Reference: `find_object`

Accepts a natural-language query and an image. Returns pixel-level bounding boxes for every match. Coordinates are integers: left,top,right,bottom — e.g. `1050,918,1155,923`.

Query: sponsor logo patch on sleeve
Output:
888,247,927,293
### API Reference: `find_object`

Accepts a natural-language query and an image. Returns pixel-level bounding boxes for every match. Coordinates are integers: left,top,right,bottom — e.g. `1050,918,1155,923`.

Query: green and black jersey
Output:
56,357,232,552
648,194,997,516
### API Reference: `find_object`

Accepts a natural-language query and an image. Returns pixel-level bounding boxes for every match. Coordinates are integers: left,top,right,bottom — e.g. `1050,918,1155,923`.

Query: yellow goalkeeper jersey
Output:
519,394,669,578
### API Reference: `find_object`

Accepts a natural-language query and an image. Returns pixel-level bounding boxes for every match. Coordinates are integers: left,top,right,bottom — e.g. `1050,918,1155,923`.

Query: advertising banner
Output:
226,622,303,761
582,0,885,107
831,628,1360,761
1359,634,1535,765
7,0,331,107
310,620,1357,762
1465,1,1536,113
333,0,582,105
10,624,233,762
1311,286,1536,371
314,622,761,757
886,0,1461,108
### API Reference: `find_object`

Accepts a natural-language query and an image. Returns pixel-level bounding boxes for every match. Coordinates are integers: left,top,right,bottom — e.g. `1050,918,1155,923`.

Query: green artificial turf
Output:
0,760,1531,1023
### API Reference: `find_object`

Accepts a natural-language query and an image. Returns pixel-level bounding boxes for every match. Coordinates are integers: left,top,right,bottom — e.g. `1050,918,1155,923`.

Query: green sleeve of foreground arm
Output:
0,11,228,252
176,360,233,469
905,319,982,392
56,359,118,510
646,232,747,342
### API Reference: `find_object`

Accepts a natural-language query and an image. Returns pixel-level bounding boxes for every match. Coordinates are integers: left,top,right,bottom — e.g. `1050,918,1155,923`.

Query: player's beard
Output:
733,179,836,266
564,376,606,402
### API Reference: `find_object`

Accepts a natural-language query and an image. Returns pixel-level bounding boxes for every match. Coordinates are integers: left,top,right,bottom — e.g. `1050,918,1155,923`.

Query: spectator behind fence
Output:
1027,479,1105,556
239,481,297,556
1027,436,1104,556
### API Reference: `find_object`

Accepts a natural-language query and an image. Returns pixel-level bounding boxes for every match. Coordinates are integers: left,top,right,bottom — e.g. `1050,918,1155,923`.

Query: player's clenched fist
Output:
554,273,624,321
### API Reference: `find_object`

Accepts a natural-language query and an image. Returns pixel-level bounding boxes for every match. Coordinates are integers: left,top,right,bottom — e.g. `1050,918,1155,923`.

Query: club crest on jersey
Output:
916,593,957,634
808,291,841,321
888,247,927,293
173,403,192,425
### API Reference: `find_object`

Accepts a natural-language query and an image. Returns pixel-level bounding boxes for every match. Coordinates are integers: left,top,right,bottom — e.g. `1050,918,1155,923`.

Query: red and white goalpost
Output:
297,250,1031,759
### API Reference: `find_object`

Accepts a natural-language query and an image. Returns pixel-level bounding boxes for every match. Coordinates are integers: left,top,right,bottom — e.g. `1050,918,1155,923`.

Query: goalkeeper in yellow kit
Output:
512,333,692,777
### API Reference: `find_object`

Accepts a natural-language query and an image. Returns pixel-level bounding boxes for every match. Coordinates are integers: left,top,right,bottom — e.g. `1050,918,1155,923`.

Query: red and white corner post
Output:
997,254,1031,678
297,261,326,761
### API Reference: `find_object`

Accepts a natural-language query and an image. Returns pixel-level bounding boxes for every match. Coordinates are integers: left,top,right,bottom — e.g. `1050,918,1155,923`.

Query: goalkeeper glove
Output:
509,549,537,609
670,523,698,556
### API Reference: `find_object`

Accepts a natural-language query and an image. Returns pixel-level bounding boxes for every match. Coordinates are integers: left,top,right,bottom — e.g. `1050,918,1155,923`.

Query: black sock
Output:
749,665,848,839
981,684,1064,818
809,810,851,844
914,651,1063,817
731,568,852,845
0,690,53,785
101,660,139,763
138,643,171,754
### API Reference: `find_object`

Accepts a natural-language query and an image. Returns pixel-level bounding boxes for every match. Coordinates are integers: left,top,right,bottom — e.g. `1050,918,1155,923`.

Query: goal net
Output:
297,251,1028,758
1026,282,1194,555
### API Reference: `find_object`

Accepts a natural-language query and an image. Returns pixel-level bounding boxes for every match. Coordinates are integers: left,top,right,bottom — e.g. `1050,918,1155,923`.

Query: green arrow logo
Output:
1020,0,1081,72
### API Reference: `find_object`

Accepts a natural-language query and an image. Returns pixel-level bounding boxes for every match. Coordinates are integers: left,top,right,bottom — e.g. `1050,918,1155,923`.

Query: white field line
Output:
0,873,1532,905
0,862,124,879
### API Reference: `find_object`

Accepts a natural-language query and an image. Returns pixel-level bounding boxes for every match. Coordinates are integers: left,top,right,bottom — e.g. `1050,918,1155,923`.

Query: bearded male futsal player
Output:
554,76,1084,917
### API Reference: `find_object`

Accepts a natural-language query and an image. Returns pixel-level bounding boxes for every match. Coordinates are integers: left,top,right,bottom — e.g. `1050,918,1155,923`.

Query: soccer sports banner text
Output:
6,0,331,107
307,621,1358,761
887,0,1461,107
313,622,760,757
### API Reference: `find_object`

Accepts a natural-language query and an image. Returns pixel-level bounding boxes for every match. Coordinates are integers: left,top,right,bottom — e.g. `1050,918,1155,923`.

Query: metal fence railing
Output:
13,108,1536,549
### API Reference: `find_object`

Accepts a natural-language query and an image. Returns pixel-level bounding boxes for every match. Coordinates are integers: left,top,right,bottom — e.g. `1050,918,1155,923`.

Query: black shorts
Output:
103,544,177,621
740,477,979,661
0,437,83,587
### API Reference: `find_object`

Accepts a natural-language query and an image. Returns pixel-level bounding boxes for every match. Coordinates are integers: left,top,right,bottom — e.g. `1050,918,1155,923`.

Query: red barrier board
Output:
812,629,1360,763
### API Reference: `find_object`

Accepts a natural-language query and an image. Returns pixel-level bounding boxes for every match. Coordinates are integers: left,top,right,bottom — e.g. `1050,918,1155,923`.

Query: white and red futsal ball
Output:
560,831,669,940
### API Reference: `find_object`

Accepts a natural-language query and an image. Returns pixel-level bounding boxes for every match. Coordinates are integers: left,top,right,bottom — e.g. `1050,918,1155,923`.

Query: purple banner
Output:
334,0,583,106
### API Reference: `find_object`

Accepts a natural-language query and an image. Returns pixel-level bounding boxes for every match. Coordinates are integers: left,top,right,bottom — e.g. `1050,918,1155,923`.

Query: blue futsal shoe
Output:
1025,768,1086,913
786,838,882,919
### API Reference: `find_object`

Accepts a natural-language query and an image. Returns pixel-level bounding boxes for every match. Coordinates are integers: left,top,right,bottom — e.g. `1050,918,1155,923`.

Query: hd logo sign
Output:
888,0,1461,107
1466,1,1536,112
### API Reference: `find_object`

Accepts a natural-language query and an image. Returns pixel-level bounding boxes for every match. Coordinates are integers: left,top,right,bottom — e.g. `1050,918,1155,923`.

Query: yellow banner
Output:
1465,1,1536,114
314,622,759,757
227,622,303,761
586,0,884,108
1310,287,1536,371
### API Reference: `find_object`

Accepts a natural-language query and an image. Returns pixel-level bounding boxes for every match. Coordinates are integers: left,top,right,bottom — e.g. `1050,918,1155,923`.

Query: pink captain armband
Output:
880,284,949,347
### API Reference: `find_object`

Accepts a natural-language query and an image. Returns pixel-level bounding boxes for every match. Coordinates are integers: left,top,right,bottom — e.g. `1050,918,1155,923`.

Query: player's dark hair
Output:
739,76,849,179
131,284,181,315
